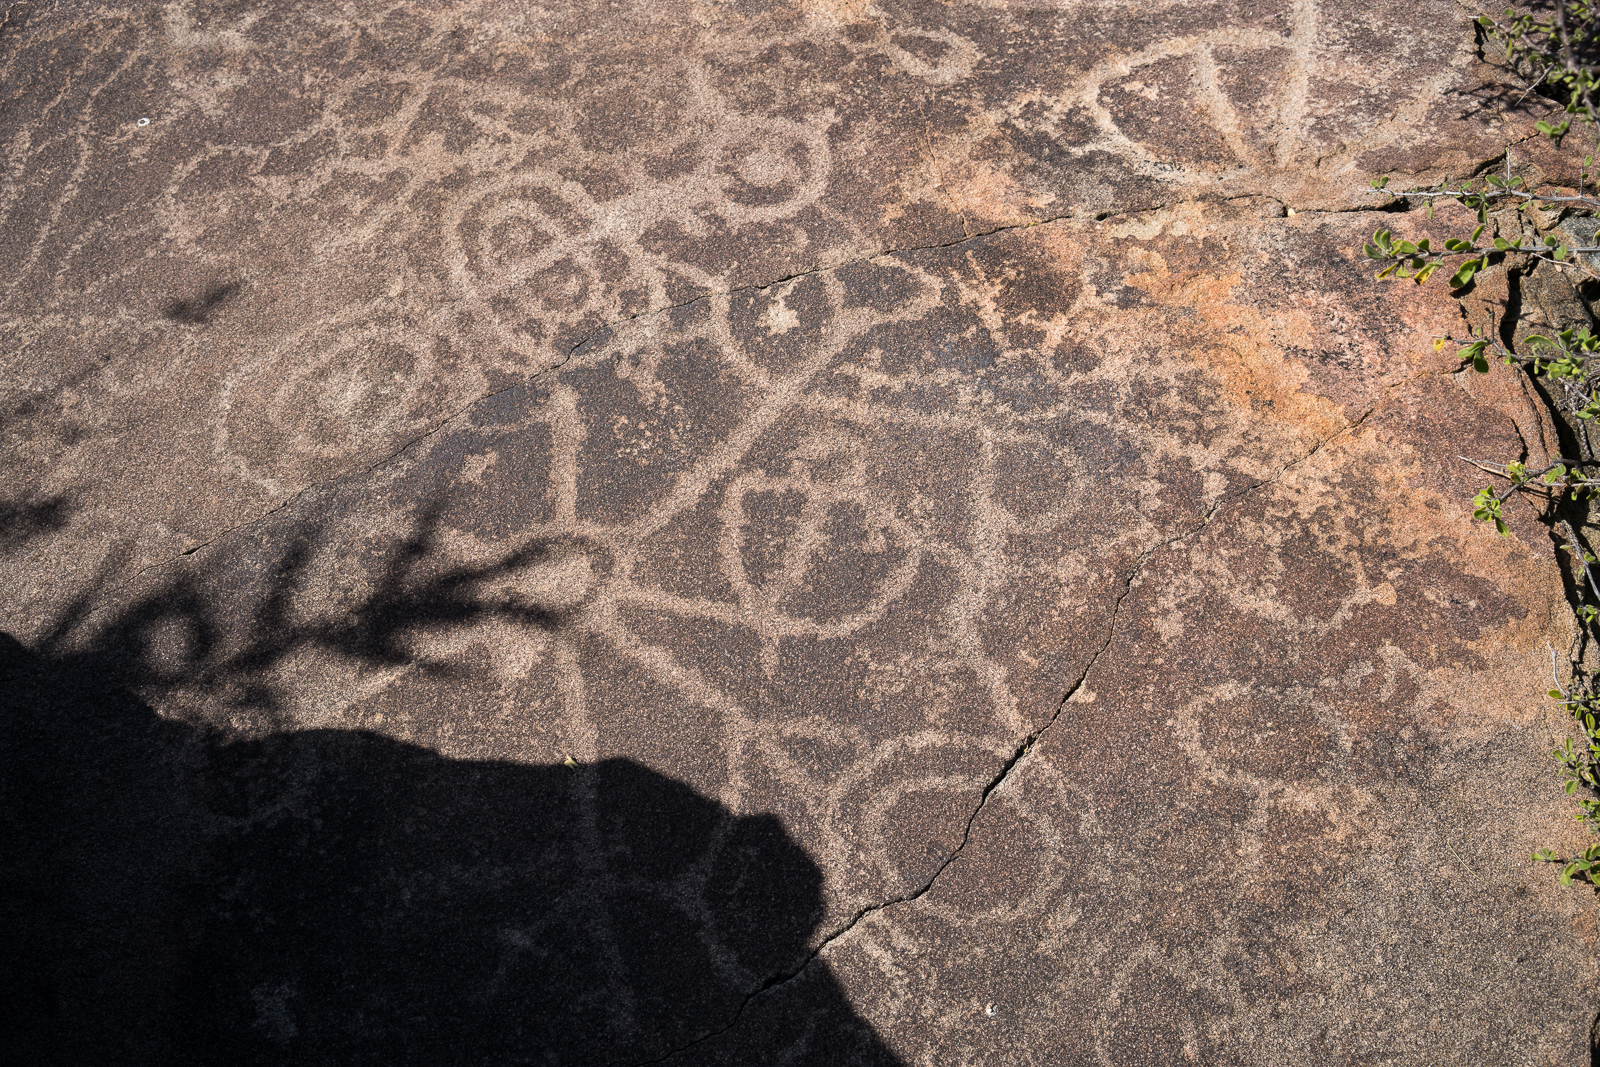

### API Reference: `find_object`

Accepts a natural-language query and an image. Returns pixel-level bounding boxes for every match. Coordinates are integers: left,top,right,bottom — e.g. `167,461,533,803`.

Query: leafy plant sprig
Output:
1475,2,1600,140
1534,839,1600,885
1365,1,1600,889
1363,172,1600,289
1406,321,1600,542
1443,323,1600,420
1535,645,1600,885
1463,463,1595,532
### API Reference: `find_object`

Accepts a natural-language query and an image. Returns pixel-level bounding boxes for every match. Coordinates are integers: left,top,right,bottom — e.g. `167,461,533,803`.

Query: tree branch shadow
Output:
1,500,900,1066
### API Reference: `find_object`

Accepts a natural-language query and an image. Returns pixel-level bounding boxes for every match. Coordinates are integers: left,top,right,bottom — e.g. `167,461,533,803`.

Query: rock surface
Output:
4,0,1599,1063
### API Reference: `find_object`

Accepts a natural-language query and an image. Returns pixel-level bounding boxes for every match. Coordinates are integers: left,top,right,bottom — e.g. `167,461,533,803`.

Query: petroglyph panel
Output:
0,0,1533,603
4,0,1598,1063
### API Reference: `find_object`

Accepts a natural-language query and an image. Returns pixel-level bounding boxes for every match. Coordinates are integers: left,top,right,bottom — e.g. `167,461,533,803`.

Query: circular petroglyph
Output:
719,465,925,636
703,115,833,226
860,774,983,883
447,177,605,356
455,180,589,286
913,773,1074,926
421,89,841,361
220,320,437,475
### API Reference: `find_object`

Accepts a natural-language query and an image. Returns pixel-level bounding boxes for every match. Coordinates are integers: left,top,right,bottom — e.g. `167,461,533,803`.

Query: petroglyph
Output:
4,1,1600,1064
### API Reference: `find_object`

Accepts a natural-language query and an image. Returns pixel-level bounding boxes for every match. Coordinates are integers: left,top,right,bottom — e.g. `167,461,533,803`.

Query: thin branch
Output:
1553,641,1574,699
1565,519,1600,605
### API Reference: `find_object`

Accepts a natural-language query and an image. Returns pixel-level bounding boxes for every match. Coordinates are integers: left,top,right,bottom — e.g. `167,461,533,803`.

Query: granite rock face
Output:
3,0,1599,1063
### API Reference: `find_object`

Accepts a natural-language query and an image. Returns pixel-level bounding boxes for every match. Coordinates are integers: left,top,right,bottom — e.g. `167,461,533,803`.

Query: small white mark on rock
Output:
985,1003,997,1017
136,117,150,127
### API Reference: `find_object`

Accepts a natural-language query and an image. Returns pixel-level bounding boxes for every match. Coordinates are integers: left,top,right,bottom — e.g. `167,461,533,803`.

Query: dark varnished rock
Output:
3,2,1597,1063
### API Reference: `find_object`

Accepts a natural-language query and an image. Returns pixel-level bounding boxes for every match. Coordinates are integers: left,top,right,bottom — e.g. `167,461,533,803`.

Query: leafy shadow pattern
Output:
0,507,900,1066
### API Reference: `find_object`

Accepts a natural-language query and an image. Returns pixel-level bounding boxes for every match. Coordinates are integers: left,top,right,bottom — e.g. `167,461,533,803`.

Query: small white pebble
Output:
136,117,150,127
985,1003,996,1017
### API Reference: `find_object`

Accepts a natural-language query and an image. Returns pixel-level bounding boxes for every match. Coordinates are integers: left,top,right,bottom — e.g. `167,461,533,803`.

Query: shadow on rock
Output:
0,493,70,553
163,281,242,325
1,507,900,1065
35,502,575,728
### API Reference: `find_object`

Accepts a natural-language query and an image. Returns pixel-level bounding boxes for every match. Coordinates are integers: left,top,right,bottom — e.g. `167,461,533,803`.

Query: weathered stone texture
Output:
3,0,1597,1063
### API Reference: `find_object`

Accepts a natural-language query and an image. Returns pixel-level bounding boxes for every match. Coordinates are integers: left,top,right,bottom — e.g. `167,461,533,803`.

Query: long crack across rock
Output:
112,192,1329,594
622,355,1446,1065
622,498,1226,1067
560,190,1404,358
132,179,1443,593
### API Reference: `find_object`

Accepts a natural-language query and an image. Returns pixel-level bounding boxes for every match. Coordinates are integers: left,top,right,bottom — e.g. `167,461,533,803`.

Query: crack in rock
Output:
562,189,1419,359
114,168,1508,592
626,365,1465,1064
621,497,1228,1067
1251,364,1452,497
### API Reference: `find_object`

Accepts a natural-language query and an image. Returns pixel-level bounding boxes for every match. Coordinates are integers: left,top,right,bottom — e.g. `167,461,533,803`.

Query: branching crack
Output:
630,370,1462,1064
620,500,1232,1067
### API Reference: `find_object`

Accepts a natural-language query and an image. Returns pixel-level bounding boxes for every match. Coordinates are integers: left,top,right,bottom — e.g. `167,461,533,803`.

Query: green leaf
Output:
1371,176,1391,189
1494,237,1514,251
